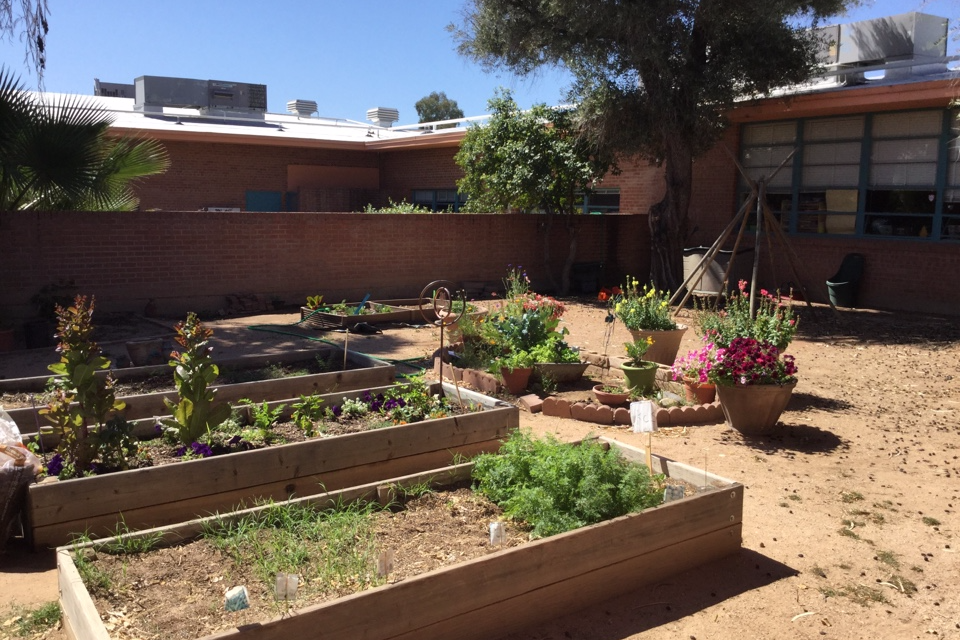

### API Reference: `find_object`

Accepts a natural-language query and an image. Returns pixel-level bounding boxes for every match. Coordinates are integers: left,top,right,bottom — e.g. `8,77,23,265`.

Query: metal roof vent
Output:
287,99,318,117
366,107,399,128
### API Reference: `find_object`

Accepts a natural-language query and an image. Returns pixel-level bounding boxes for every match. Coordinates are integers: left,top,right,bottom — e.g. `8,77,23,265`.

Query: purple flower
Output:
332,405,342,418
46,453,63,477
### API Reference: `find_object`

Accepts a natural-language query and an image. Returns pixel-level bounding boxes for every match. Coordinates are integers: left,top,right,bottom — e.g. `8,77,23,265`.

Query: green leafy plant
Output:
497,349,535,372
6,601,61,637
623,336,654,366
472,431,664,538
696,280,798,350
305,294,324,310
40,295,128,476
240,398,285,430
363,198,432,213
528,334,581,364
291,394,327,436
612,276,677,331
161,312,231,445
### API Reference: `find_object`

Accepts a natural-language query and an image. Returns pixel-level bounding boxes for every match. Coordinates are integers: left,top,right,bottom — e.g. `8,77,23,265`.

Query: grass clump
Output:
471,431,664,538
201,499,382,598
2,601,61,637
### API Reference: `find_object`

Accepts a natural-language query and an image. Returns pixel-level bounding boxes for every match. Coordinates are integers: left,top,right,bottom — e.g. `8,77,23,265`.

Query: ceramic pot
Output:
620,361,658,394
628,324,688,366
716,381,796,436
682,377,716,404
592,384,630,406
499,366,533,395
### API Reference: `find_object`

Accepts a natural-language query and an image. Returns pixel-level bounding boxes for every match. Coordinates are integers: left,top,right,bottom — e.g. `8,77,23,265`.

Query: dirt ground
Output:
1,299,958,640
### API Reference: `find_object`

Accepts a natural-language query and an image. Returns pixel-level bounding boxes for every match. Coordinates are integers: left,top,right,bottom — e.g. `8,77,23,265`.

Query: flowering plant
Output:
707,337,798,387
697,280,797,350
611,276,677,331
623,336,653,366
671,338,720,384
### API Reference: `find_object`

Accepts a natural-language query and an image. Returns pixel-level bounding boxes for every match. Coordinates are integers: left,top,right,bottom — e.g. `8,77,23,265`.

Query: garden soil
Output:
1,300,958,640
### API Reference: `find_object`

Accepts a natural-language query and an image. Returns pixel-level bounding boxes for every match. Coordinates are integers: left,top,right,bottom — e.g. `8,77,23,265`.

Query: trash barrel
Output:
682,247,754,295
826,253,865,308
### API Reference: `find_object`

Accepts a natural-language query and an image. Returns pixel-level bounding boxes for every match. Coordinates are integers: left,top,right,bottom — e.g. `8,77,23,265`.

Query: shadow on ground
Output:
719,423,847,457
789,391,854,413
498,549,797,640
794,306,960,347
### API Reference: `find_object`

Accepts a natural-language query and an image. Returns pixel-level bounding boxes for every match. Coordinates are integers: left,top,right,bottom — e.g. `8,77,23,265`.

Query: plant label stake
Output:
489,521,506,546
224,585,249,611
418,280,467,406
275,573,299,602
377,549,395,577
630,400,657,471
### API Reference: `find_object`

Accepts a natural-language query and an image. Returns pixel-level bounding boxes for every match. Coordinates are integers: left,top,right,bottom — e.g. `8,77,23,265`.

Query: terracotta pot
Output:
592,384,630,406
716,382,796,436
682,377,716,404
620,361,658,394
499,366,533,395
628,324,688,366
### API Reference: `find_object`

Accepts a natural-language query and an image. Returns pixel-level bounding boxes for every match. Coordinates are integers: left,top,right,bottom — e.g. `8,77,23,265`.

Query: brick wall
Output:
0,212,650,320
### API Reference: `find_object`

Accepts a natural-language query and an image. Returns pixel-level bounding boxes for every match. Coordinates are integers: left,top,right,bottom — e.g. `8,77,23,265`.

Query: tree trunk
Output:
560,215,579,296
648,136,693,291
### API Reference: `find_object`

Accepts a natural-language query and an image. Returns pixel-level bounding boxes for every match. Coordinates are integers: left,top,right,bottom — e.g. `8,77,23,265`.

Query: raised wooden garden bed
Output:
25,381,518,549
6,346,394,436
57,438,742,640
299,303,411,329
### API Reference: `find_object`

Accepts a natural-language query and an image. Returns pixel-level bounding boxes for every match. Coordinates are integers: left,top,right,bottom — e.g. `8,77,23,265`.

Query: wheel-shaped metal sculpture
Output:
418,280,466,327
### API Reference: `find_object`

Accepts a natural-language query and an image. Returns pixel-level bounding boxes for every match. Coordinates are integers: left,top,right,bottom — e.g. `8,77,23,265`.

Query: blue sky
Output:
1,0,957,125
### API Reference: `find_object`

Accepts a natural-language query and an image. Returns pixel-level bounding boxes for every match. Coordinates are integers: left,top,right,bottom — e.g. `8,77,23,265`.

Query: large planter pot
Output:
683,377,717,404
716,381,797,436
58,438,743,640
24,381,518,549
499,366,533,395
620,361,658,394
628,324,688,366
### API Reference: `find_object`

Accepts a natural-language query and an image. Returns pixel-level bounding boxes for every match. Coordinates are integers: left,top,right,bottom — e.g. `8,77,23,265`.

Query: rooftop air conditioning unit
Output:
367,107,400,128
287,99,318,117
134,76,209,113
201,80,267,117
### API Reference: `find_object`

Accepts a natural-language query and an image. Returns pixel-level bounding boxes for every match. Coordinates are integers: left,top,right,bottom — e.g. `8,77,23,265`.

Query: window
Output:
412,189,467,212
577,188,620,214
738,108,955,241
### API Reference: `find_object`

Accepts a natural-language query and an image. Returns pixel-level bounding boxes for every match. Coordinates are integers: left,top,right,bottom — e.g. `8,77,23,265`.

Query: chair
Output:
826,253,865,308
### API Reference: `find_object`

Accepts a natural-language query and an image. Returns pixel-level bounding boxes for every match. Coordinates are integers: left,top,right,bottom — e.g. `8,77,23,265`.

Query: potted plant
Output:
621,336,658,395
529,334,587,383
497,349,535,395
592,382,631,406
671,338,720,404
694,279,798,351
708,337,798,436
610,276,686,365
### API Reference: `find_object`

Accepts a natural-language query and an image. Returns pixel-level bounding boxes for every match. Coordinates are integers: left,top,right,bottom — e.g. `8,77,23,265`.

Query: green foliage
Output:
528,334,580,364
291,394,327,436
415,90,464,127
363,198,432,213
0,67,169,211
3,601,61,638
161,313,231,445
240,398,285,430
305,294,324,309
696,281,798,350
612,277,677,331
450,0,847,286
623,336,653,366
455,88,614,215
472,431,664,538
497,349,534,372
40,296,128,476
385,373,451,423
201,499,382,594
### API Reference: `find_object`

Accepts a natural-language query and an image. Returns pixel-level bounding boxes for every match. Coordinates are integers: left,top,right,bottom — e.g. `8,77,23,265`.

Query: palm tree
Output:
0,67,169,211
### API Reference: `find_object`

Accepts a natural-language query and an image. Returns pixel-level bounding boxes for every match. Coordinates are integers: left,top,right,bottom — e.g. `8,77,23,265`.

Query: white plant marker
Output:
377,549,395,577
224,585,249,611
489,521,506,546
275,573,299,602
630,400,657,472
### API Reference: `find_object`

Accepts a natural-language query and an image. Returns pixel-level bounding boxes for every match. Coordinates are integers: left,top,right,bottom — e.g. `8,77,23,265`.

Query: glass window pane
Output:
873,110,942,138
742,122,796,145
870,163,937,186
871,138,938,164
804,141,861,165
742,145,794,168
803,165,860,187
805,116,864,141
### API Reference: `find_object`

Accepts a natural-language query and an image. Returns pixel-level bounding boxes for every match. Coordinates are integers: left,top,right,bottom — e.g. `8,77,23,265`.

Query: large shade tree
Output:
452,0,849,289
1,0,48,81
415,91,465,128
455,89,615,293
0,68,169,211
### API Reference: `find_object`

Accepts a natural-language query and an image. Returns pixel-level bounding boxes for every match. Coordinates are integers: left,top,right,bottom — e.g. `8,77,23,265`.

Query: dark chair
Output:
826,253,865,308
